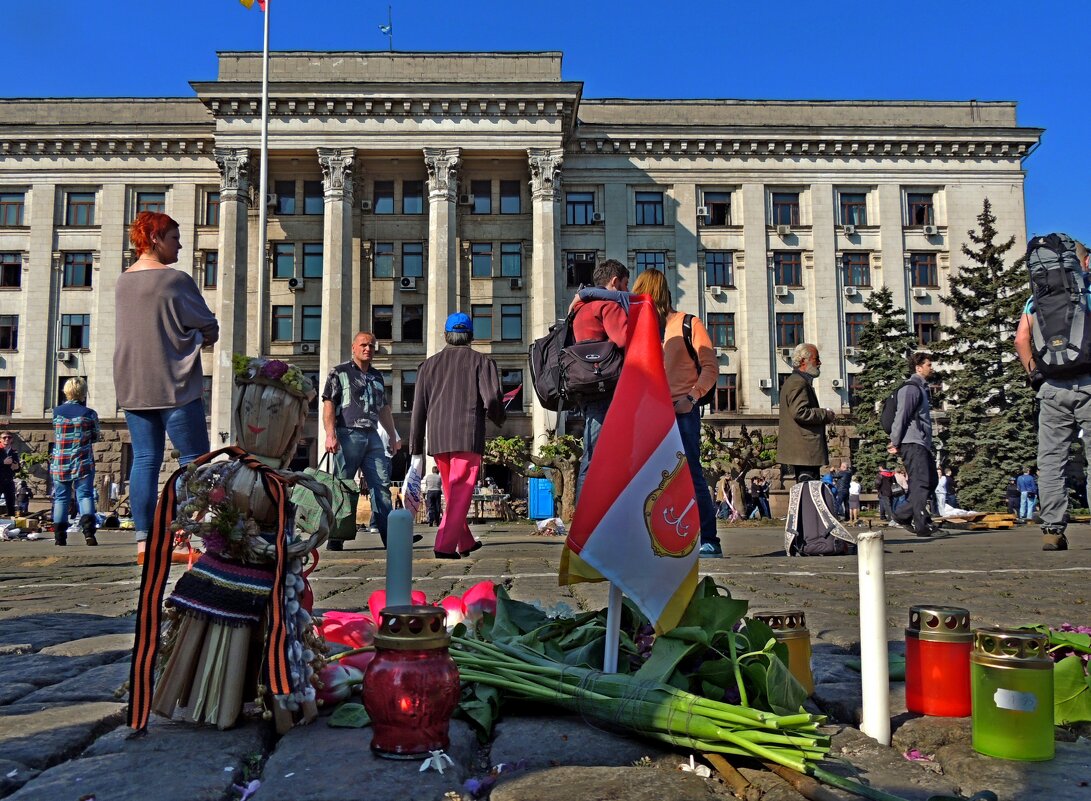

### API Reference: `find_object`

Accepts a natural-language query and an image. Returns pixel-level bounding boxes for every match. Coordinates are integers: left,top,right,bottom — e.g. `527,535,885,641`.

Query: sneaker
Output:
916,525,949,538
698,542,723,558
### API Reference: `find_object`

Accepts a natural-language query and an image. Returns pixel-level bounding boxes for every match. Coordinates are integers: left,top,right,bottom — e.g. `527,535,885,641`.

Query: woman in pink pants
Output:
408,313,506,558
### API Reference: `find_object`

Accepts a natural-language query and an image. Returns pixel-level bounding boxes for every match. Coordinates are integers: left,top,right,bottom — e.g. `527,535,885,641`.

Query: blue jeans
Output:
575,397,611,502
124,398,209,538
53,473,95,525
337,427,391,544
1019,491,1038,520
676,407,719,547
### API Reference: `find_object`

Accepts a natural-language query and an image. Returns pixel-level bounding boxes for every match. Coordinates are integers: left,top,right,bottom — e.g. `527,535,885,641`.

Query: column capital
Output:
528,148,563,201
424,147,461,201
318,148,355,204
214,148,250,200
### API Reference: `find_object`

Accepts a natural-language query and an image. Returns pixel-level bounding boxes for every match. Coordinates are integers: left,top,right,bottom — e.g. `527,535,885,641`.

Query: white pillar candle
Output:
857,529,890,745
385,509,414,607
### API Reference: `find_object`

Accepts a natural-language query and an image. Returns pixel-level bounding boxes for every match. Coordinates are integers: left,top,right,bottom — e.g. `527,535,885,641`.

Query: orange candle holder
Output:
905,605,972,717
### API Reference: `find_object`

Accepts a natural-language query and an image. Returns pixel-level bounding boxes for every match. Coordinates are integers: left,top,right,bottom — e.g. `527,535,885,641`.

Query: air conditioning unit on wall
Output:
758,378,773,389
923,224,938,236
361,200,373,212
773,285,790,297
831,378,844,388
912,287,928,299
399,276,418,290
843,286,858,297
55,350,73,364
591,211,604,223
843,224,857,235
458,194,474,206
776,224,792,237
298,343,316,354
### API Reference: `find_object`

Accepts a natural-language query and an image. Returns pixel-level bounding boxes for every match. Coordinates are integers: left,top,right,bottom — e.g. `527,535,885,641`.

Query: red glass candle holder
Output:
905,605,972,717
362,605,460,759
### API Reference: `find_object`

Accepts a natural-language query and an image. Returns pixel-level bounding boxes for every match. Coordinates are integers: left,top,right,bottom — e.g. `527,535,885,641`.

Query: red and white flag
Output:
558,297,700,634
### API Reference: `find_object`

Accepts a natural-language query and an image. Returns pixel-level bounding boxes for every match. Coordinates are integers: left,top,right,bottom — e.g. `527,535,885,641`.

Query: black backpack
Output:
529,308,624,411
879,381,919,435
1027,233,1091,379
680,314,716,406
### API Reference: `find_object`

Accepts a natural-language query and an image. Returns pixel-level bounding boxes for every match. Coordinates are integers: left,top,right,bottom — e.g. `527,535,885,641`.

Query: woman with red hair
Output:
114,212,218,554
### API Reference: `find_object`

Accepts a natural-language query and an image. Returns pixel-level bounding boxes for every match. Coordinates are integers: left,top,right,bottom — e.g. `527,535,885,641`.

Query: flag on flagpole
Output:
502,383,523,410
558,297,700,634
239,0,266,10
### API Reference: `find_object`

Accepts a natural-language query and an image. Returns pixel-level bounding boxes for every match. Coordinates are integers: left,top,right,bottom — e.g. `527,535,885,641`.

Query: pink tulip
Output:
335,649,376,674
438,595,467,629
314,663,363,705
367,589,428,623
461,581,497,622
319,610,376,648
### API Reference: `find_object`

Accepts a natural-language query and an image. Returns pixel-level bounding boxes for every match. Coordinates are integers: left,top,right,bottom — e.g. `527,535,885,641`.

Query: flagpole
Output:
602,583,623,673
255,0,271,356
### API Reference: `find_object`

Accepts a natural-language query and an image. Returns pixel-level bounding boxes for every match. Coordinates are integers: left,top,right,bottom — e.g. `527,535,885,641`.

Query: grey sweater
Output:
890,373,933,452
113,269,219,410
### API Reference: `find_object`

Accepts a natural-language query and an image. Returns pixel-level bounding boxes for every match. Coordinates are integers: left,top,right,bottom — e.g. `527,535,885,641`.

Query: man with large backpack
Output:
887,352,945,538
1014,236,1091,552
570,259,630,500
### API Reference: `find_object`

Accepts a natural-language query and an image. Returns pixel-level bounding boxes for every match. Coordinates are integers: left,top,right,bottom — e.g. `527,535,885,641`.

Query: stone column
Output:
423,148,460,355
210,148,250,442
528,148,563,446
317,148,355,384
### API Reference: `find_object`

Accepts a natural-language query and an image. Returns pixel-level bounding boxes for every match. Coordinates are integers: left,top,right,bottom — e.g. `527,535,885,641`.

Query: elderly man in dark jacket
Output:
777,343,836,482
409,312,506,559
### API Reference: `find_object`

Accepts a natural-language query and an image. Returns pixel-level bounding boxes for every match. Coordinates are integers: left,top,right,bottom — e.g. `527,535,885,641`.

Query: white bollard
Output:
856,529,890,745
385,509,414,607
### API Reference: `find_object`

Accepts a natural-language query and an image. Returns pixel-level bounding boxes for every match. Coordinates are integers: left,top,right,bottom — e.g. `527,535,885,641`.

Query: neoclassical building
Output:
0,51,1041,487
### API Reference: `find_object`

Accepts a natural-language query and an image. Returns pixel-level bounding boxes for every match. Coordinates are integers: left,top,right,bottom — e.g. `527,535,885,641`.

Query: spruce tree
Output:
851,286,919,485
937,199,1036,510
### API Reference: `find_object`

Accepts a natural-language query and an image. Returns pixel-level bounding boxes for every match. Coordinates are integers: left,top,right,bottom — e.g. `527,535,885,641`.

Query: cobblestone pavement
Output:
0,520,1089,800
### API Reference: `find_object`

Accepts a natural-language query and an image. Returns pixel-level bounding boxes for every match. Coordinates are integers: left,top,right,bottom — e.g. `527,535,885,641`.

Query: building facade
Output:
0,51,1042,488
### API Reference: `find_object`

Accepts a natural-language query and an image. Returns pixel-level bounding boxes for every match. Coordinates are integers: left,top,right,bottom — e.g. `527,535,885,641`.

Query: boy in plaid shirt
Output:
51,377,100,546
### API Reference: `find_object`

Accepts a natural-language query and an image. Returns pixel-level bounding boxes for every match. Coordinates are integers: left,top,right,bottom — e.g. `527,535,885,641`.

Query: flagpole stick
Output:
856,529,890,745
602,582,623,673
255,0,271,355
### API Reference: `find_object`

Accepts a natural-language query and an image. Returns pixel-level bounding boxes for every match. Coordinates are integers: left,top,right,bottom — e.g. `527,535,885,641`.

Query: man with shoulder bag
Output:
567,259,630,501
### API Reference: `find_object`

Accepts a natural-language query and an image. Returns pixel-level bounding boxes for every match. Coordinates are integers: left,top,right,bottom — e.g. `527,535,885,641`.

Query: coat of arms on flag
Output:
558,295,700,634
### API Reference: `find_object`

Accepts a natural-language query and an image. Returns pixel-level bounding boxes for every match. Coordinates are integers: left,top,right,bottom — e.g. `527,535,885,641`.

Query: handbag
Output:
295,453,359,543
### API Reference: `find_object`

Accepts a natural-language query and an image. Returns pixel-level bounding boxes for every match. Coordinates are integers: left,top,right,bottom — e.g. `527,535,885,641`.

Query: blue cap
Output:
445,312,472,333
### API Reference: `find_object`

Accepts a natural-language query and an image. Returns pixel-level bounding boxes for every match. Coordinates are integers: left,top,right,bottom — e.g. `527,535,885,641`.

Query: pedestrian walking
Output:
0,432,18,517
888,352,945,538
935,466,949,515
322,331,401,550
50,377,100,546
408,312,506,559
848,477,861,526
876,466,896,522
1014,235,1091,551
630,268,721,557
114,211,218,559
831,462,854,519
1016,467,1039,523
423,466,443,526
1005,477,1021,517
777,344,836,482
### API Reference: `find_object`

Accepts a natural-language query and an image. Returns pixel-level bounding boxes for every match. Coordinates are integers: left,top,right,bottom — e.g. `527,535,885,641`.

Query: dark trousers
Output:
878,494,894,520
895,444,938,534
425,490,443,525
0,478,15,516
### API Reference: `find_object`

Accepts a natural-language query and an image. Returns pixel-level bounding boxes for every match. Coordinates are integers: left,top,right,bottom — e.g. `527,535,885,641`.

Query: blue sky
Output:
5,0,1087,240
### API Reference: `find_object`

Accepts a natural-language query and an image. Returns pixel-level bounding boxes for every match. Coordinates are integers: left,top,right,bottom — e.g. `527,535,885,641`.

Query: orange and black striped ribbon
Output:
127,446,294,731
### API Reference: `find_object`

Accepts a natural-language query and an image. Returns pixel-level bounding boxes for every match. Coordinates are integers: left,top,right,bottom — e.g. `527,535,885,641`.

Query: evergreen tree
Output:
851,286,919,484
937,199,1036,510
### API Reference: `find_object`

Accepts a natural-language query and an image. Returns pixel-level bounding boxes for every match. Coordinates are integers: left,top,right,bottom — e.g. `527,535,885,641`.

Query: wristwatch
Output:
685,394,697,405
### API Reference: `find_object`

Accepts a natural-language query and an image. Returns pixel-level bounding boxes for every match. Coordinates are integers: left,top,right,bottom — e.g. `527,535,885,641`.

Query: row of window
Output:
0,314,88,350
0,187,941,230
563,189,937,228
270,303,527,344
0,248,941,294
